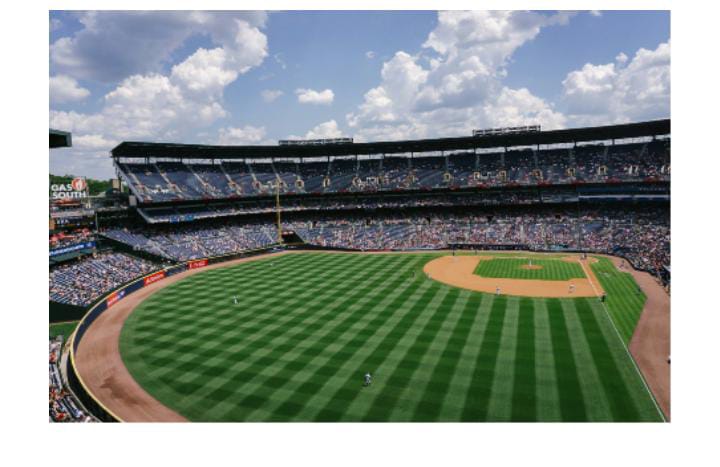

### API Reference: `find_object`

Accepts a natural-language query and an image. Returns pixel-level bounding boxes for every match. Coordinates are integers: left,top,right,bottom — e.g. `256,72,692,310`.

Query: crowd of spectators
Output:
286,205,670,282
104,222,277,262
49,228,93,250
50,337,94,422
119,140,670,203
102,204,669,283
138,191,557,223
49,252,159,306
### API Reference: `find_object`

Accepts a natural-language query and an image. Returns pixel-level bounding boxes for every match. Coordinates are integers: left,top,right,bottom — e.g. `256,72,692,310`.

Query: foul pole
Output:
275,181,283,244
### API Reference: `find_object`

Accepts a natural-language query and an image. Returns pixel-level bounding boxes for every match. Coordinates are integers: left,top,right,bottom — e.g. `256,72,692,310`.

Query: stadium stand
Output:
97,121,671,284
49,252,159,306
287,205,670,281
103,222,277,261
100,204,669,284
50,336,94,422
50,228,93,249
113,140,669,203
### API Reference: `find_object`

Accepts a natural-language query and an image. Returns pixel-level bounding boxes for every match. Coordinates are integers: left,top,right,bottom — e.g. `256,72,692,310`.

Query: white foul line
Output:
581,256,666,422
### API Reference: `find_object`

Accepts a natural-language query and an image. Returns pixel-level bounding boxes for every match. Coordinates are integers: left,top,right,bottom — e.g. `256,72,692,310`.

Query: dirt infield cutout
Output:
424,254,605,298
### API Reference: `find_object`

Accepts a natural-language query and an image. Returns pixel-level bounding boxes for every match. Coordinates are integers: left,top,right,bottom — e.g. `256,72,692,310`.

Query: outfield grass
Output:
590,257,647,344
119,252,662,422
473,257,586,281
50,321,78,340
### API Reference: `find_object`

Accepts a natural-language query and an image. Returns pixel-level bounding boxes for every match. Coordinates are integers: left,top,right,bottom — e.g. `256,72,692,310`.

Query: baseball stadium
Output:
49,120,670,422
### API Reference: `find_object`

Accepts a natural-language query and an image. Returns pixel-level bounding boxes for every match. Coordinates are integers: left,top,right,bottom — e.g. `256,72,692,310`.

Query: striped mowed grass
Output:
119,252,662,422
473,257,586,281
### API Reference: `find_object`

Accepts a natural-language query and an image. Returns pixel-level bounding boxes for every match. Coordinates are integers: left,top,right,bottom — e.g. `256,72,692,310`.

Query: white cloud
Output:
423,11,571,65
50,11,267,83
615,52,628,64
484,87,566,129
73,134,117,151
50,18,62,32
49,75,90,103
347,11,570,141
170,48,238,96
562,41,670,125
261,89,283,102
217,125,267,145
590,10,603,17
49,15,269,177
302,120,344,139
295,88,335,105
562,63,617,116
365,51,376,59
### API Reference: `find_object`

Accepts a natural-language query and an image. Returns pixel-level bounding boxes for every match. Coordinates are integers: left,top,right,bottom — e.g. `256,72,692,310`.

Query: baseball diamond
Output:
472,257,587,281
96,251,664,422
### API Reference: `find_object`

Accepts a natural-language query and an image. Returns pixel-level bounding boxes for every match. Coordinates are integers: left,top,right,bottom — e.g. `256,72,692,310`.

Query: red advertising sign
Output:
106,290,126,308
143,270,166,286
188,259,209,270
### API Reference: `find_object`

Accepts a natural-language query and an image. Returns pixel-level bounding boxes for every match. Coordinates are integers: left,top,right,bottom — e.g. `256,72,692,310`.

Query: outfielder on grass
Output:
364,372,372,387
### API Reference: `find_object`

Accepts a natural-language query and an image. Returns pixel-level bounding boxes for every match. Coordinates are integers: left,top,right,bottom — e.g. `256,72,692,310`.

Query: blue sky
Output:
49,10,670,178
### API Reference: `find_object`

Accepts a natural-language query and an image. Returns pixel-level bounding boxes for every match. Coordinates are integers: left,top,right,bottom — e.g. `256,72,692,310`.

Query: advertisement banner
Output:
106,289,126,308
143,270,166,286
49,241,96,257
50,177,88,200
188,259,209,270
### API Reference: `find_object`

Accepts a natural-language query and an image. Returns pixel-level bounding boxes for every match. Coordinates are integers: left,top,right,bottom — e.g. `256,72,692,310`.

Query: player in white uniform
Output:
496,286,501,295
569,283,575,294
233,295,238,305
364,372,372,387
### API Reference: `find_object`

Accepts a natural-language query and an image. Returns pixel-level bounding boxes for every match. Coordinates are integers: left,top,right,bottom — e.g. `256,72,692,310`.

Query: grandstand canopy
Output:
50,129,72,148
111,119,669,160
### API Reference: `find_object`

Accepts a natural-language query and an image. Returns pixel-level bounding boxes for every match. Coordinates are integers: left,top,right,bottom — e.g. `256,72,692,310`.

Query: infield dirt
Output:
423,255,604,298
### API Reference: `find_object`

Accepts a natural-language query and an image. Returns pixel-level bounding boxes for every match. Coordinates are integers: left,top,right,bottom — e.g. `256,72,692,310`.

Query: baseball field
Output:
115,251,663,422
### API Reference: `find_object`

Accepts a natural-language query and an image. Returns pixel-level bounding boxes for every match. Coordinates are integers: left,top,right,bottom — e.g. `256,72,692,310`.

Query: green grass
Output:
473,257,586,281
119,252,662,422
50,321,78,340
590,257,647,344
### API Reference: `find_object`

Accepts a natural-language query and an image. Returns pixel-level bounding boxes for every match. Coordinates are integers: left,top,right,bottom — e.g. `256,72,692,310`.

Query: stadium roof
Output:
111,119,670,160
50,129,72,148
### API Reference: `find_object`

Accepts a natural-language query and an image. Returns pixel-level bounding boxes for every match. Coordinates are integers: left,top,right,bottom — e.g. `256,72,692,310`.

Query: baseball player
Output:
363,372,372,387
